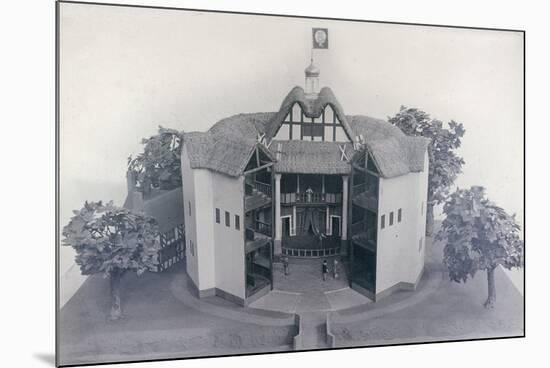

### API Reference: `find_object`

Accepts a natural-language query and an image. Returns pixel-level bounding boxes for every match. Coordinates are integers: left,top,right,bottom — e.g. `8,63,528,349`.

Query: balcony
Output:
245,221,272,253
245,181,272,212
352,183,378,212
280,192,342,206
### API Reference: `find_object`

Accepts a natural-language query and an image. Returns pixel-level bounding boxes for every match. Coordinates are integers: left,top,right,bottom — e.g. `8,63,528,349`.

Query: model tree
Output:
127,126,183,193
62,201,160,320
437,186,523,308
389,106,465,235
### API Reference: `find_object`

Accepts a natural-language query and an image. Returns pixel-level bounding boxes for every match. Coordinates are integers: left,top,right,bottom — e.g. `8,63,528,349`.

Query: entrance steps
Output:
298,312,330,349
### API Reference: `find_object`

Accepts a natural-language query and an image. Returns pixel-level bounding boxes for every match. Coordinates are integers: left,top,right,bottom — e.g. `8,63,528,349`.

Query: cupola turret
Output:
304,59,320,98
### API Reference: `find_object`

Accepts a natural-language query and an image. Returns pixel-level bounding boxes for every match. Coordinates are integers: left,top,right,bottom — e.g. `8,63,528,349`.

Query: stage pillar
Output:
341,175,349,254
274,173,282,258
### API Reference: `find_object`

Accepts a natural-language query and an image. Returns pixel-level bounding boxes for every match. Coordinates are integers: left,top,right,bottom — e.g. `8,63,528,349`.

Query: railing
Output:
246,221,272,241
246,180,272,197
255,220,272,237
353,183,377,198
248,262,271,280
282,246,340,258
280,192,342,205
254,181,272,196
245,228,255,241
353,182,368,195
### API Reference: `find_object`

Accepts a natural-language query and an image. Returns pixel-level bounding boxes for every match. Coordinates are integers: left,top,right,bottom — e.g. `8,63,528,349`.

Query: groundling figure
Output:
283,256,290,276
322,260,329,281
62,201,160,320
437,186,524,309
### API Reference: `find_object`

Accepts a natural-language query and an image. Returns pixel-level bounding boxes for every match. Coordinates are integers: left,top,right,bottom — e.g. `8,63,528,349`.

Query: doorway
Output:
331,216,341,237
281,216,291,237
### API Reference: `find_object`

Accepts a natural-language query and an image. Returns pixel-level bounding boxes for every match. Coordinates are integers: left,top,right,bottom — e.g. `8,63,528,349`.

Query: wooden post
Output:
274,173,282,257
342,175,349,241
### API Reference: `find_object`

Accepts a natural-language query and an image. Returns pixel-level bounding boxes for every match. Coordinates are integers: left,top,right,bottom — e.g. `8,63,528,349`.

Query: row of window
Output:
215,208,241,230
380,208,402,229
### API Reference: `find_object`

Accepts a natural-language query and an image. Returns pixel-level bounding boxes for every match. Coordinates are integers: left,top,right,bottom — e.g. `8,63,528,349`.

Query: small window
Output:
225,211,230,227
398,208,402,222
235,215,240,230
215,208,220,223
389,212,394,226
190,239,195,256
188,201,192,217
381,215,385,229
421,201,424,216
419,237,423,252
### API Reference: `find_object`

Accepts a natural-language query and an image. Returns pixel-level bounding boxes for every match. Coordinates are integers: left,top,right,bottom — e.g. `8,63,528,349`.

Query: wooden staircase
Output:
245,186,272,212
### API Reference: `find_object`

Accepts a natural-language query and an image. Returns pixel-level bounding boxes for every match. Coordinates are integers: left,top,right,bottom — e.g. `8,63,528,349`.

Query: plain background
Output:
0,0,547,367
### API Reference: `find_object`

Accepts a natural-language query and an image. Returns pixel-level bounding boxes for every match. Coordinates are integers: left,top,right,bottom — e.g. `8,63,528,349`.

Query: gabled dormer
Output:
268,86,355,144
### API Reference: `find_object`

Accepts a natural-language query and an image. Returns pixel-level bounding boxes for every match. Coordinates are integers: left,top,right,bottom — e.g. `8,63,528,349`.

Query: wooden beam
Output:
243,162,273,175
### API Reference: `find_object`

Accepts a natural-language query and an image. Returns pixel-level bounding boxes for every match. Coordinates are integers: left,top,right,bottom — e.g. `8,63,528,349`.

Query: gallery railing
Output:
255,220,272,237
245,221,272,241
282,246,340,258
280,192,342,205
353,183,378,197
245,180,272,197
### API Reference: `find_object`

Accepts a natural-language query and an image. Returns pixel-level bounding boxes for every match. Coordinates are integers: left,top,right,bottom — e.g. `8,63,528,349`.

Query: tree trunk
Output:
109,270,124,320
426,202,434,236
484,266,497,309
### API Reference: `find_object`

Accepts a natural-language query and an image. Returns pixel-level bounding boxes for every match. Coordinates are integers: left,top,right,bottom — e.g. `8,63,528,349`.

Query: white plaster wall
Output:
192,169,217,291
376,159,428,293
181,144,200,288
211,172,246,300
181,143,246,298
413,152,430,280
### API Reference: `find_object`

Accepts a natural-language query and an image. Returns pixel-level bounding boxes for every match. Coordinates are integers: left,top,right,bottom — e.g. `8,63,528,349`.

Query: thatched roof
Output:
349,115,430,177
270,140,353,175
265,86,355,140
184,113,275,177
182,88,429,179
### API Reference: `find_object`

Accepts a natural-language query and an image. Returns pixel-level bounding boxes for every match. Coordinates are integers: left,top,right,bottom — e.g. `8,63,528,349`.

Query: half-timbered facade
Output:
123,176,186,273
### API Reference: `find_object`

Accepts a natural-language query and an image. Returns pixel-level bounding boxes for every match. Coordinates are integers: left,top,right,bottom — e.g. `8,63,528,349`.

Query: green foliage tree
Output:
62,201,160,320
389,106,465,235
127,126,184,193
437,186,523,308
